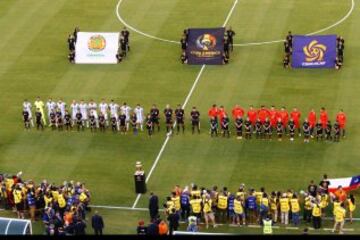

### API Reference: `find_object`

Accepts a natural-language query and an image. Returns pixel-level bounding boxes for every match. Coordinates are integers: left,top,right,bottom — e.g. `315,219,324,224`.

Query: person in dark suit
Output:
91,211,104,235
167,208,179,235
149,192,159,221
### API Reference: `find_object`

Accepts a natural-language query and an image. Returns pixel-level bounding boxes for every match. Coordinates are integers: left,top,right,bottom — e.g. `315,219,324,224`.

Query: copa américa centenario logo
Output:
196,34,217,51
303,40,327,62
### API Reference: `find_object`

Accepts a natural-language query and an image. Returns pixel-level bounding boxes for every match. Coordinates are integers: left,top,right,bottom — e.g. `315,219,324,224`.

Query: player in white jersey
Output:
88,99,99,127
57,99,66,119
120,102,132,131
109,99,119,130
46,98,57,123
70,100,79,126
79,100,89,127
99,99,109,126
23,99,34,127
134,104,144,131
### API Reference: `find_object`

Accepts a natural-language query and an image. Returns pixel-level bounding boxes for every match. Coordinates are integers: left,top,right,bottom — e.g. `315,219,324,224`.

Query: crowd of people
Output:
0,172,91,235
67,26,130,64
180,27,235,65
22,98,347,142
142,175,356,235
282,31,345,70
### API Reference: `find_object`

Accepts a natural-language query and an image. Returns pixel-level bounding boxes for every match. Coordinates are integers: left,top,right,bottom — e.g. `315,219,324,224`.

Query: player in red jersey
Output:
247,105,257,127
290,107,301,136
257,105,269,124
231,104,245,120
208,104,219,122
278,107,289,134
218,105,226,124
319,107,328,129
336,109,346,138
308,109,317,138
268,106,278,129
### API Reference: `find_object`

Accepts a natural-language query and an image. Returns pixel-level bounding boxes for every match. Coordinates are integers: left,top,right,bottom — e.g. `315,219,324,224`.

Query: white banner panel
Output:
75,32,120,64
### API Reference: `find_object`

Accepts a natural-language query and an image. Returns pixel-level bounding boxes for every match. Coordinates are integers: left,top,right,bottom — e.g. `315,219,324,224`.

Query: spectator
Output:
147,219,159,235
167,208,179,235
91,211,104,235
312,201,322,229
74,218,86,235
149,192,159,222
136,220,147,235
158,220,168,235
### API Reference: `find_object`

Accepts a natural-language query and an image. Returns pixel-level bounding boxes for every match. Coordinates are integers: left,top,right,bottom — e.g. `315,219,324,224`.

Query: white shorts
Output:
81,112,88,120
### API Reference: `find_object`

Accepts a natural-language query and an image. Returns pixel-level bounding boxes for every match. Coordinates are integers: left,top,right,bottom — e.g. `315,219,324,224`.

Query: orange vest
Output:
158,222,168,235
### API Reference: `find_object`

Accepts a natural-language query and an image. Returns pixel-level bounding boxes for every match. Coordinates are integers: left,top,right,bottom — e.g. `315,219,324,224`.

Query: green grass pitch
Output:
0,0,360,234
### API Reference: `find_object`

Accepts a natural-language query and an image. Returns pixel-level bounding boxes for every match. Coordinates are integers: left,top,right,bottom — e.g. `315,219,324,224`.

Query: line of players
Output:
22,98,347,142
22,98,202,137
207,104,346,142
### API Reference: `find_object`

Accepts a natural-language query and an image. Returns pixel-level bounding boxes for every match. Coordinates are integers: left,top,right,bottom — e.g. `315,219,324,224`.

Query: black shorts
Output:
151,117,159,124
176,118,184,124
16,202,24,211
236,127,242,132
192,121,199,126
166,118,173,124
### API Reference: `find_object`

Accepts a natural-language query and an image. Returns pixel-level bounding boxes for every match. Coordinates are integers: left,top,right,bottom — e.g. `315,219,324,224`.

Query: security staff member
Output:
312,202,322,229
217,192,228,223
263,215,273,234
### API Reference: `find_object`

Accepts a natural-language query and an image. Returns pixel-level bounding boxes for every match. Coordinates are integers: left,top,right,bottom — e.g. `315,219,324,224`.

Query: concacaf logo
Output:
303,40,327,62
88,35,106,52
196,34,217,51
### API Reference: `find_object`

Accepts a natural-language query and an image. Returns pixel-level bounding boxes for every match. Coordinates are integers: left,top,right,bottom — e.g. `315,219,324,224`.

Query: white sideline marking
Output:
131,0,238,209
116,0,355,47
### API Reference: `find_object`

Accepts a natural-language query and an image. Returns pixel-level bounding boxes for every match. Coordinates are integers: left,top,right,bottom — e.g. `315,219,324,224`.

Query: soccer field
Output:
0,0,360,234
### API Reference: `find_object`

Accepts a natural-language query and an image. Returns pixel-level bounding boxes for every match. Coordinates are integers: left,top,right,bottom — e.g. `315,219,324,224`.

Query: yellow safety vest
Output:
304,197,312,210
191,190,201,199
203,199,212,213
333,202,341,215
280,198,289,212
261,198,269,207
79,192,87,202
263,219,273,234
270,197,277,210
290,199,300,213
312,205,321,217
255,192,263,205
44,196,53,208
172,196,181,211
348,199,356,212
190,199,202,213
13,190,23,204
335,207,346,222
236,191,246,201
320,195,329,208
217,195,228,210
58,194,66,208
234,199,244,214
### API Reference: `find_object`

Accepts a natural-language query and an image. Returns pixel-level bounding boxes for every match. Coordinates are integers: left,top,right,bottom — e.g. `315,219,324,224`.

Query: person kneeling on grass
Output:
187,216,198,232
